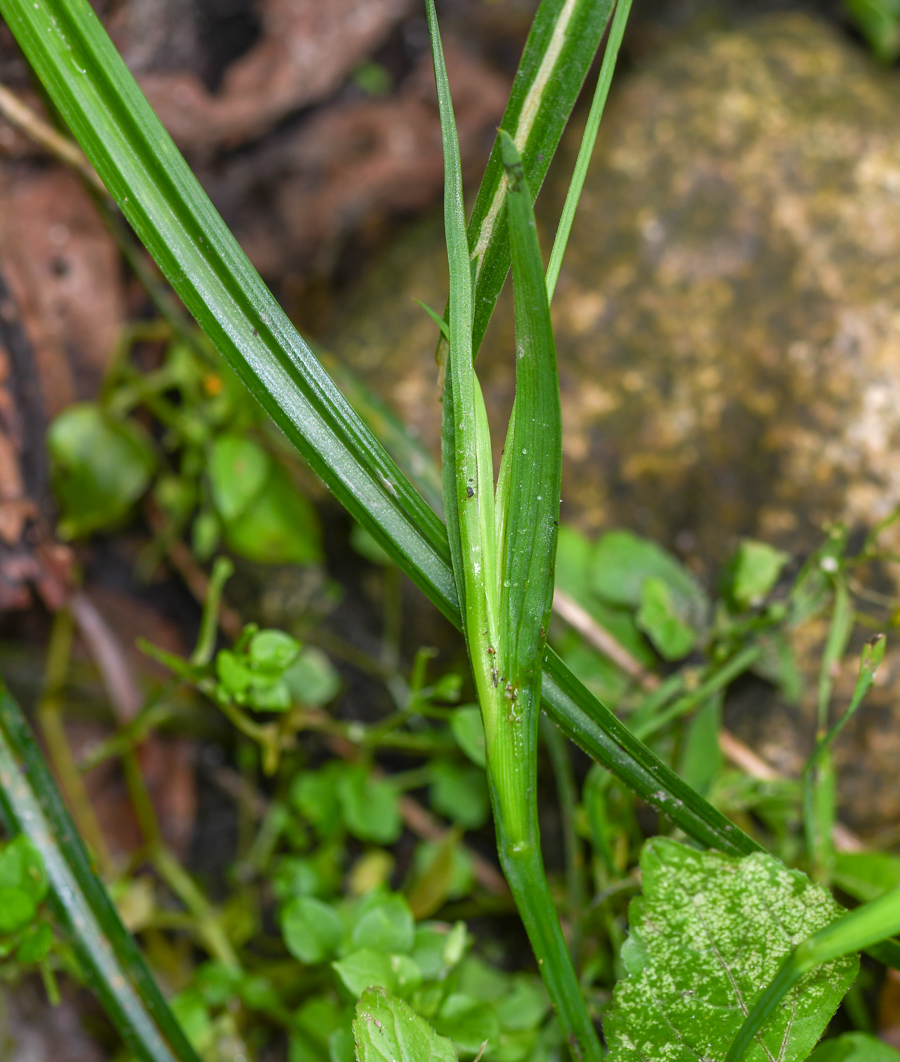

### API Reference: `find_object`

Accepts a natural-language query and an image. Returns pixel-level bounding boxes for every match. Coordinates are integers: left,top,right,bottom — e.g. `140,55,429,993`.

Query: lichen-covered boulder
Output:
324,14,900,830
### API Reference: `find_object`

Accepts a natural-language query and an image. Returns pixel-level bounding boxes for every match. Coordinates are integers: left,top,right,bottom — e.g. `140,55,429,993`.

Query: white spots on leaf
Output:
605,840,857,1062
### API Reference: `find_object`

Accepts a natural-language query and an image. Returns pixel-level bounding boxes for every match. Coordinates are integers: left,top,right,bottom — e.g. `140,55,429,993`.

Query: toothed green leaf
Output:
605,839,857,1062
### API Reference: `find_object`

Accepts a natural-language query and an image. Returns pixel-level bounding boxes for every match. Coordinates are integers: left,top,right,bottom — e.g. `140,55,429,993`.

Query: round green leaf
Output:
0,887,36,933
450,706,486,768
281,896,343,964
429,761,489,829
590,530,708,630
333,948,398,997
724,539,790,610
48,404,156,538
221,462,322,565
247,677,292,712
337,768,401,845
283,648,341,708
248,630,301,673
290,767,344,838
435,993,499,1054
496,975,550,1033
636,577,697,661
208,434,269,521
215,650,254,698
0,836,48,903
350,895,415,955
16,921,53,964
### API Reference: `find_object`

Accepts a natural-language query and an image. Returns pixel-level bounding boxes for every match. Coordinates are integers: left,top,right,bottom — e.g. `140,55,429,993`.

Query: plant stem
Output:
541,714,587,955
491,689,601,1062
37,609,113,876
152,847,240,971
632,644,762,742
120,743,240,971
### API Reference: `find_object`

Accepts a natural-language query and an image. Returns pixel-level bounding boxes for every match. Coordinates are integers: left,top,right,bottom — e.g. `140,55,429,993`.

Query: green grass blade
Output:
0,0,758,861
317,347,445,517
545,0,633,301
493,131,601,1062
805,631,884,878
542,653,761,855
465,0,616,353
0,681,200,1062
426,0,498,705
498,130,561,686
815,633,885,761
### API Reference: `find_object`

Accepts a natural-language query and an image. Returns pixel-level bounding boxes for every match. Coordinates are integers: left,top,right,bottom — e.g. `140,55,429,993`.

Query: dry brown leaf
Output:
227,40,508,278
140,0,414,154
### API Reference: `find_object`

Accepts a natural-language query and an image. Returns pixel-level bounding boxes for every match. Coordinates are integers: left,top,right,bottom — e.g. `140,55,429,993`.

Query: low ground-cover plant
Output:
49,326,321,566
2,0,900,1060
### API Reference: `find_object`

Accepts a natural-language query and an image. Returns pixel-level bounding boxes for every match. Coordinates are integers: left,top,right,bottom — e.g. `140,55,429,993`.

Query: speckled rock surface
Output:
323,13,900,832
329,13,900,560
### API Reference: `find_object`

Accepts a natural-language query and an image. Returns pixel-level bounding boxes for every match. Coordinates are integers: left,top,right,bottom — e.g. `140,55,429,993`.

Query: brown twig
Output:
0,81,106,194
552,589,866,853
69,592,143,723
554,589,660,688
397,793,508,895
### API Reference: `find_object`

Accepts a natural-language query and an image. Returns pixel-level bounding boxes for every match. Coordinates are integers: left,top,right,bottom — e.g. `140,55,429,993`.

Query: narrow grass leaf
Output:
486,131,602,1062
545,0,633,301
0,0,456,618
426,0,499,723
805,633,884,877
498,130,561,684
0,682,200,1062
414,299,450,342
814,633,886,761
465,0,616,353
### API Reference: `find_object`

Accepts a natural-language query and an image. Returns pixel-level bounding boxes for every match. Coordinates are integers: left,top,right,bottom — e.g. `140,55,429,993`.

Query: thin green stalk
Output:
541,715,587,955
110,678,240,971
545,0,633,301
632,645,763,742
37,608,113,876
804,634,885,880
428,2,600,1051
190,557,235,665
152,847,240,972
805,579,855,879
491,134,601,1061
817,581,853,729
